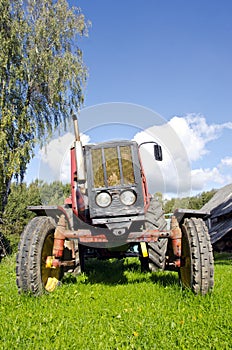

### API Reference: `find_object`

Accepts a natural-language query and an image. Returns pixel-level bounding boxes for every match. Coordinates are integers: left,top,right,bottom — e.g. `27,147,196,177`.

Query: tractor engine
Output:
84,141,145,236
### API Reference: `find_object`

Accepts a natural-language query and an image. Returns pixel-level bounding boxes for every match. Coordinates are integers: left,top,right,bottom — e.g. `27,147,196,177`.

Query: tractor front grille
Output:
85,141,144,220
91,145,135,189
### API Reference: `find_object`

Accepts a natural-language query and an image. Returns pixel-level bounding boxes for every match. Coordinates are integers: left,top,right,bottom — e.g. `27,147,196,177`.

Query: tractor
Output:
16,115,214,295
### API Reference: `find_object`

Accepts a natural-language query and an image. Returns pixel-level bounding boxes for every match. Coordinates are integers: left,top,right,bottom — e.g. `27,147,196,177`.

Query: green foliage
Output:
2,181,41,251
0,0,89,213
39,180,70,205
0,255,231,349
163,189,217,214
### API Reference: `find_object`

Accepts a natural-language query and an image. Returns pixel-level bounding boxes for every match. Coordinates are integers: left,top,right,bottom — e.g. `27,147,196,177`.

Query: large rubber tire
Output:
141,198,168,272
16,216,63,295
180,217,214,295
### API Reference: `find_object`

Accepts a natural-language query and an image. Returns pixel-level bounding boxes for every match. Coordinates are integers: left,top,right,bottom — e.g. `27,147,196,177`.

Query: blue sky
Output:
26,0,232,198
75,0,232,121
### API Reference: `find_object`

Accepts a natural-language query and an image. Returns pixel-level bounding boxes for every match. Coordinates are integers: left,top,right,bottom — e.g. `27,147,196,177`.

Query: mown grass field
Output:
0,253,231,350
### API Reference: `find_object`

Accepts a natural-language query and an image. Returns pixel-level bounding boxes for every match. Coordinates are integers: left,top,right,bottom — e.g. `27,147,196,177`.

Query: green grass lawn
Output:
0,253,231,350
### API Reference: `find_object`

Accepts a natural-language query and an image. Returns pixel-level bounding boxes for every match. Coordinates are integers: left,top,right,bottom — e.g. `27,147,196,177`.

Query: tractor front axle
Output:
45,214,182,269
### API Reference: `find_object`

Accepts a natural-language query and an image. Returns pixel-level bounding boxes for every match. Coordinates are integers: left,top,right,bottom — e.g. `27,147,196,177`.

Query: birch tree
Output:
0,0,89,212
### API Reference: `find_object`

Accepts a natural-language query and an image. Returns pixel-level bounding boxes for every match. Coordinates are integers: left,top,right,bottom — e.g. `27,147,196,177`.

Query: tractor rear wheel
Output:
16,216,63,295
140,198,168,272
179,217,214,295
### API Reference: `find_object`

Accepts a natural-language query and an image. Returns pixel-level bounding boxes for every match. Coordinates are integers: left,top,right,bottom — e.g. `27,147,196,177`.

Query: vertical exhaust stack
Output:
72,114,86,184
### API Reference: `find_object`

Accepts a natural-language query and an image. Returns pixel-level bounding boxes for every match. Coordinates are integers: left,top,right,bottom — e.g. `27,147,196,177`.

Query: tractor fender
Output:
173,208,210,225
27,205,74,230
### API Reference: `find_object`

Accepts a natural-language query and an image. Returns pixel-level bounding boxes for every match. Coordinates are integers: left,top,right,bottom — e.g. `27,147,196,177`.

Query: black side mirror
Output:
154,144,163,161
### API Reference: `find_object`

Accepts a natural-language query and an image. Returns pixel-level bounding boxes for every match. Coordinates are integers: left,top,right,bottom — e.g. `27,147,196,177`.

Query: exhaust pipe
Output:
72,114,85,183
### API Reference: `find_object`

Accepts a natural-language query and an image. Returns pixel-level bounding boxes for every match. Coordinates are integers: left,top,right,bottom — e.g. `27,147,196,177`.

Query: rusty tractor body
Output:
16,115,214,295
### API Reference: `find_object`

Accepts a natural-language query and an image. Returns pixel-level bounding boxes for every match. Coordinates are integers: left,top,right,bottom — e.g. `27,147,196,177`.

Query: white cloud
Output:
221,157,232,167
133,123,191,197
134,114,232,196
169,116,206,161
169,114,232,161
191,167,225,191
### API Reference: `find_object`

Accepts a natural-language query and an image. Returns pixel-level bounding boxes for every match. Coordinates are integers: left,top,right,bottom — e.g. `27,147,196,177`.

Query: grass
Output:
0,253,232,350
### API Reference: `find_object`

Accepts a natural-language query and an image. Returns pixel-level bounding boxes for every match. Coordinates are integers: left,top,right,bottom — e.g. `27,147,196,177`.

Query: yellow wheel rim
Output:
41,232,60,292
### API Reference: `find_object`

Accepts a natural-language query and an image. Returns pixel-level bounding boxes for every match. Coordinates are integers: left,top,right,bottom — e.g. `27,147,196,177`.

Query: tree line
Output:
161,189,217,214
2,180,70,236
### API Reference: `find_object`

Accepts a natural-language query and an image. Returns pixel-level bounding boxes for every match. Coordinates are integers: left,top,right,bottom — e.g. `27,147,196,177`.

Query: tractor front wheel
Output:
16,216,63,295
140,198,168,272
179,217,214,295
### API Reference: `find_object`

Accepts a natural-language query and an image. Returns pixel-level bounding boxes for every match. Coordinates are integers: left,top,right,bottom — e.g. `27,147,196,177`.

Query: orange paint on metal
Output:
53,215,66,258
170,215,182,267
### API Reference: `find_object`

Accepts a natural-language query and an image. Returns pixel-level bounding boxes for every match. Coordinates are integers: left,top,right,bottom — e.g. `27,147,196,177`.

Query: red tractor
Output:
16,115,214,295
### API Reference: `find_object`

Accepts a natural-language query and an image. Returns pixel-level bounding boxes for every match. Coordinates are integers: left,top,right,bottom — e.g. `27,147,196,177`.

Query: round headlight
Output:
120,190,136,206
95,192,112,208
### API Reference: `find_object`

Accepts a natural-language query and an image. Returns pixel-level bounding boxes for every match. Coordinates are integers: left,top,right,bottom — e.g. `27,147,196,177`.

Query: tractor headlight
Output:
120,190,136,206
95,192,112,208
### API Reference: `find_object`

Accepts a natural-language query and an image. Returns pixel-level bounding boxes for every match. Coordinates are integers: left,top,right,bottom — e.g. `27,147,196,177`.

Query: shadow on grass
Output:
62,258,179,288
213,252,232,266
149,271,179,287
84,259,128,285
